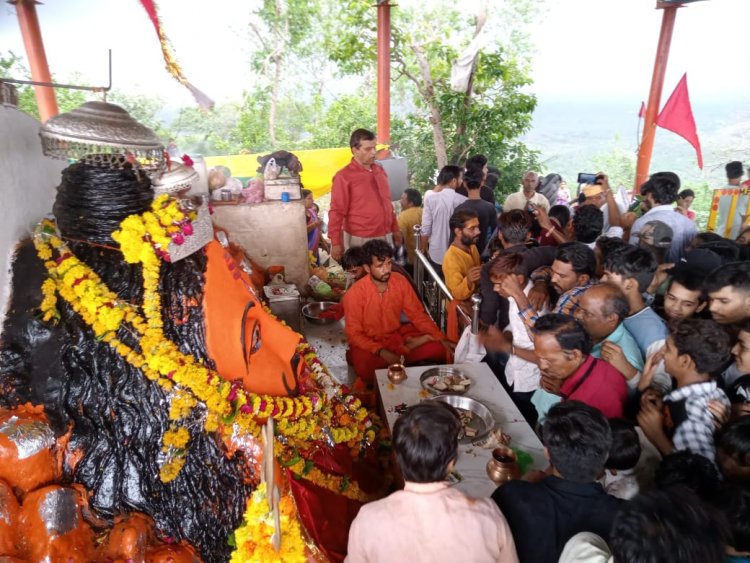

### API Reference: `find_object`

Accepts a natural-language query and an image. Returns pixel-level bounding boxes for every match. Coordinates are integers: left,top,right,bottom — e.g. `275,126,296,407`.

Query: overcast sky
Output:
1,0,748,108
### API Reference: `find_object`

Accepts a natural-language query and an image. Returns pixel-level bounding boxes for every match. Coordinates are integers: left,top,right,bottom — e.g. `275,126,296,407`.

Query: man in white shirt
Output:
346,402,519,563
419,165,466,275
484,251,546,423
503,170,550,213
629,171,696,262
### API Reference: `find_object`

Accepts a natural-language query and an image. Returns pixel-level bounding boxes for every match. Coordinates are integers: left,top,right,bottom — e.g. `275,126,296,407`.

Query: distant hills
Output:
523,95,750,189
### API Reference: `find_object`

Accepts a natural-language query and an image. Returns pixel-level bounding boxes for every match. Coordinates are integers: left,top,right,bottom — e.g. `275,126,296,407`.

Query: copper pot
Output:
387,363,407,384
486,445,521,485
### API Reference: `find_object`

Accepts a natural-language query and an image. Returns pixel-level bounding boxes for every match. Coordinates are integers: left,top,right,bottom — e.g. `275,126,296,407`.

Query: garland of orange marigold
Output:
33,196,378,490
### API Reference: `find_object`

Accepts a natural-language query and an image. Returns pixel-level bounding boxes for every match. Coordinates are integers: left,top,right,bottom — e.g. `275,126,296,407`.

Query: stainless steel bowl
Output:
429,394,496,444
420,366,471,395
302,301,339,325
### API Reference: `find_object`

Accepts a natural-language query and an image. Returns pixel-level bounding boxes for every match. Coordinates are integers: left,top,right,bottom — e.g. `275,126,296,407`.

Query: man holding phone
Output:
503,170,550,213
576,173,624,238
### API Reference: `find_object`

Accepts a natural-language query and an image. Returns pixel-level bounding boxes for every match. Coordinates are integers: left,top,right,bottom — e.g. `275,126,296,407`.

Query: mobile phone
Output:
577,172,598,184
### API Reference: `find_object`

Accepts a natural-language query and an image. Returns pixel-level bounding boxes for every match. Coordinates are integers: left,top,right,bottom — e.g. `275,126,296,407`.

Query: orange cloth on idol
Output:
342,272,445,354
203,240,303,396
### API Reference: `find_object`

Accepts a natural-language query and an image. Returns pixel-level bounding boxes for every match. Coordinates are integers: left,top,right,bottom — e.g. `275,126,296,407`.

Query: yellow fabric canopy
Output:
205,148,353,199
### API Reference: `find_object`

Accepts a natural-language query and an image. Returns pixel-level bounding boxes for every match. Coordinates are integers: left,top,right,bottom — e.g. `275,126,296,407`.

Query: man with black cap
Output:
636,220,674,265
629,172,696,262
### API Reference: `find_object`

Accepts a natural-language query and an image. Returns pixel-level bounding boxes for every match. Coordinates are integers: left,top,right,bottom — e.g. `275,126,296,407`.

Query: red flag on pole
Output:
655,73,703,169
638,101,646,118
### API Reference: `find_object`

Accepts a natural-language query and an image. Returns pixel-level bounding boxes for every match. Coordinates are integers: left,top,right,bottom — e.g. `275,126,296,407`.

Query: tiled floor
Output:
302,316,355,387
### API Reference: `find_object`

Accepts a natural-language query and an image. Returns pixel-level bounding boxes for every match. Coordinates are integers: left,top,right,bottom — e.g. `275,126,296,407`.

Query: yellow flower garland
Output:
33,204,380,492
230,482,307,563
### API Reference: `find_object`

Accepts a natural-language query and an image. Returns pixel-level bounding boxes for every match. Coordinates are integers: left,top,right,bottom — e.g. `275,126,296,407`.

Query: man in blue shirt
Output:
575,283,644,390
601,245,668,361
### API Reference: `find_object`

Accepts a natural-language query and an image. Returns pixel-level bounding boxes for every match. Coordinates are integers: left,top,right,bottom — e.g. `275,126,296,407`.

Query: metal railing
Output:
412,224,481,336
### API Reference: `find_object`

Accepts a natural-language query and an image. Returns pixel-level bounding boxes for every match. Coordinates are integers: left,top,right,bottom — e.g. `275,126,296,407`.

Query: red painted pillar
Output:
13,0,59,122
376,0,391,155
634,5,679,193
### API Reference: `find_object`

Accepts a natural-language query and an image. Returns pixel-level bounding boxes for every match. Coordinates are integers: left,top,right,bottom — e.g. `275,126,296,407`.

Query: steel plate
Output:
420,367,472,395
429,394,495,444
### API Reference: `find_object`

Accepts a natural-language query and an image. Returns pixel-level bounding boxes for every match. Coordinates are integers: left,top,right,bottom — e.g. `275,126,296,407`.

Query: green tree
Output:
106,90,171,139
590,137,637,190
304,92,376,149
324,0,542,193
171,102,243,155
234,87,320,152
1,50,88,120
248,0,321,148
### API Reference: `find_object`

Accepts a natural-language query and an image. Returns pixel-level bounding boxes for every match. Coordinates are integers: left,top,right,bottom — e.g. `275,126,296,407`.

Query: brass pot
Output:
387,363,407,384
486,445,521,485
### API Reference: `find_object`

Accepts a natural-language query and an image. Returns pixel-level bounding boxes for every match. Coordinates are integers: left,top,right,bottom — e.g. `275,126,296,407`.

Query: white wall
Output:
0,105,65,327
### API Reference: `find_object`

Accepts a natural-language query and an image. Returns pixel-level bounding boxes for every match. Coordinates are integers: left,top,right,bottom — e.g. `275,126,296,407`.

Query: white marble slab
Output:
375,362,546,499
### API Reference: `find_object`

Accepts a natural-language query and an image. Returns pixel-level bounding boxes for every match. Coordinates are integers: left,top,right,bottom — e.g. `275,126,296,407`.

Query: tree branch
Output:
412,43,448,168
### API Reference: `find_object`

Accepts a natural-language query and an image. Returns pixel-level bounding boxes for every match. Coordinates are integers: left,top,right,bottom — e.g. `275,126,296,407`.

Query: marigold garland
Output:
230,482,307,563
283,455,376,503
33,202,380,490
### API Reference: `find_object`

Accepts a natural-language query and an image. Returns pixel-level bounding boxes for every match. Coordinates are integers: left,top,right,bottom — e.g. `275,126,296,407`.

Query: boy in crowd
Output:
347,402,518,562
717,417,750,484
637,318,732,464
562,488,726,563
492,401,621,563
704,261,750,326
712,485,750,562
601,245,668,360
610,489,726,563
662,270,707,321
601,418,641,500
484,252,544,422
726,319,750,419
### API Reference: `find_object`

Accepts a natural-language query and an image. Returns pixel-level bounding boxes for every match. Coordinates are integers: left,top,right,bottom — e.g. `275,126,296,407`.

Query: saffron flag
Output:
655,73,703,169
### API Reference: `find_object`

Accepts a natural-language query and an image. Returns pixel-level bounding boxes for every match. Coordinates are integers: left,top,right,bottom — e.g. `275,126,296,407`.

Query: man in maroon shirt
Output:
533,313,627,419
329,128,402,262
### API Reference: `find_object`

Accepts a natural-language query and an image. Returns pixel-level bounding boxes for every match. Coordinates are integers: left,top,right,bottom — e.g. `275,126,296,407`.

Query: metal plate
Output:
429,394,495,444
420,367,472,395
301,301,338,325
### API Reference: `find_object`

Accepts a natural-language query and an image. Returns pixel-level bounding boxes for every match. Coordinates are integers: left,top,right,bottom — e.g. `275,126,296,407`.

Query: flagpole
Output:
634,3,680,193
12,0,59,123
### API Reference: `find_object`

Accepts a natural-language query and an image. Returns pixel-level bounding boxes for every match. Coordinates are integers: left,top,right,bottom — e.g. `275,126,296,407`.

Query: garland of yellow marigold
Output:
230,482,307,563
33,196,377,490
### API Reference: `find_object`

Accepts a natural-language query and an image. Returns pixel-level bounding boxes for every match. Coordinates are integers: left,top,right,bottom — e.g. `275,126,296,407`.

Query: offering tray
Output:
420,366,472,395
429,394,495,444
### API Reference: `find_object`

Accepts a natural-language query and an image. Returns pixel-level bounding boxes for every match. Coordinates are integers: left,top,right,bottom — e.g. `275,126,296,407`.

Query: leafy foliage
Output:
590,136,638,190
304,93,376,149
1,50,88,119
106,90,171,138
171,103,243,155
323,0,542,196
